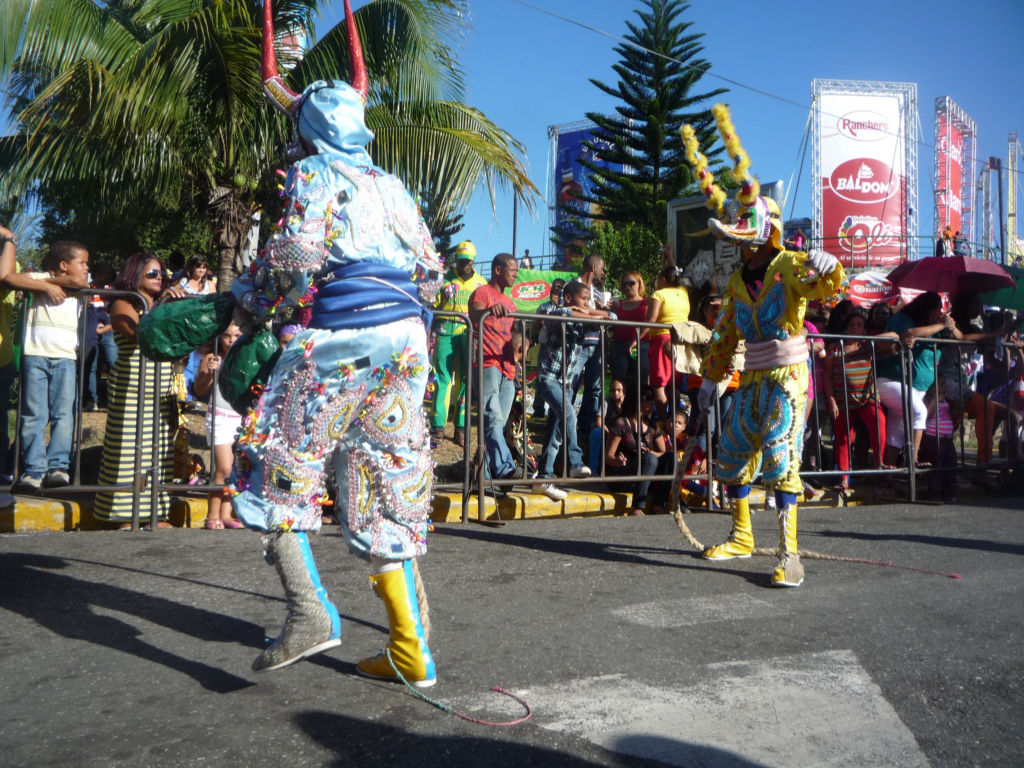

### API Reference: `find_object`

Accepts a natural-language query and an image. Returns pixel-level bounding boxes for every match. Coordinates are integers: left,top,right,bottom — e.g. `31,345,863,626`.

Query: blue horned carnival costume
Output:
682,106,845,588
138,0,442,686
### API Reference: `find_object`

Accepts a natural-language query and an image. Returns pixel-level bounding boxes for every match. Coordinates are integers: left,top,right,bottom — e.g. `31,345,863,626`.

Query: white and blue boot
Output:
253,532,342,671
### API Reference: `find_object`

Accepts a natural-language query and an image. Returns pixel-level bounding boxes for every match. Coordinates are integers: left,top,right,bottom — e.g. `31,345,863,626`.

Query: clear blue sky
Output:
319,0,1024,266
4,1,1022,263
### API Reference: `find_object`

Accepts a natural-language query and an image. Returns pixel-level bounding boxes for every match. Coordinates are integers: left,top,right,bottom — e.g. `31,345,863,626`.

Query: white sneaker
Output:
539,483,568,501
569,465,592,479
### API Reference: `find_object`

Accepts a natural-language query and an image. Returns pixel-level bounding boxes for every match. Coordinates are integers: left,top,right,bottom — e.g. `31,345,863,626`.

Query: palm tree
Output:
0,0,536,279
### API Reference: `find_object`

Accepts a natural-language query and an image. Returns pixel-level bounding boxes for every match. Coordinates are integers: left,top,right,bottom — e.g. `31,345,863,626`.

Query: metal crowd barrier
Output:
466,311,1023,516
12,288,160,530
471,308,710,522
14,285,1019,529
779,331,1021,502
427,310,474,523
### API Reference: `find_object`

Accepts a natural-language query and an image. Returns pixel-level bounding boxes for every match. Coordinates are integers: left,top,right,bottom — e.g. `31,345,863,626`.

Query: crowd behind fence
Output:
12,290,1023,528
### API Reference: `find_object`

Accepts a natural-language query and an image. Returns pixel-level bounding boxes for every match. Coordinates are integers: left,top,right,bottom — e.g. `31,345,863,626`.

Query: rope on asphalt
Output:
668,410,963,580
386,649,533,726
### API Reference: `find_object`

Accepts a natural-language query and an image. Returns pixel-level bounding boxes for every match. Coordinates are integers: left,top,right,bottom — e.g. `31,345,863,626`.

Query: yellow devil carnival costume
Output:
684,106,845,587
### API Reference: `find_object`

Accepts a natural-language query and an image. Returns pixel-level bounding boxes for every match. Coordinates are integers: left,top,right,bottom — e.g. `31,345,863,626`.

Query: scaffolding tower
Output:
1009,131,1023,263
976,164,996,260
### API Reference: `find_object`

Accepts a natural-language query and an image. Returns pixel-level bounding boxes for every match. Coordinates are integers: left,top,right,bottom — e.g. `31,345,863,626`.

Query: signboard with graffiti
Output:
548,122,630,257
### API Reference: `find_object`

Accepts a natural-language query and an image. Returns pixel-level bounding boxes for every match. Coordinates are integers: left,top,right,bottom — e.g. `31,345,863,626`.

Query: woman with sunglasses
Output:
94,253,186,527
610,271,649,387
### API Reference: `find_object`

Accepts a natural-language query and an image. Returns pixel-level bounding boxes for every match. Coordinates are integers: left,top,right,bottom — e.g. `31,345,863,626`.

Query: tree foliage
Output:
559,0,726,242
589,221,663,294
0,0,536,283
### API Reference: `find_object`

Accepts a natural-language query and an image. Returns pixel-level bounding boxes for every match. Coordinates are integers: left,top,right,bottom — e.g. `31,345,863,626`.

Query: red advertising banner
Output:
936,114,963,233
818,93,907,268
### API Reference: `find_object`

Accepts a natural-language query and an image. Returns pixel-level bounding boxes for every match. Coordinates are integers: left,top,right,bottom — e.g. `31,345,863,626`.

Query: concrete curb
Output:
0,495,211,533
0,485,862,534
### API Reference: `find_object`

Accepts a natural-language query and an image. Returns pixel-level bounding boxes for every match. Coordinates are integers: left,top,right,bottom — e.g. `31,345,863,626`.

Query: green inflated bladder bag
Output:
220,329,282,413
137,292,238,361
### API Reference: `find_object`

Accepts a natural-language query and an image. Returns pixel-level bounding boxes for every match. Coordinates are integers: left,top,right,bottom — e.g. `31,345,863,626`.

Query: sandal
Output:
204,519,225,530
221,518,244,529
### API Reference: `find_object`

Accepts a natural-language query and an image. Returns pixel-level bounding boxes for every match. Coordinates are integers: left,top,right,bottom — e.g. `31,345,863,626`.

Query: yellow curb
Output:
0,496,83,533
3,482,910,534
431,489,633,523
0,494,210,533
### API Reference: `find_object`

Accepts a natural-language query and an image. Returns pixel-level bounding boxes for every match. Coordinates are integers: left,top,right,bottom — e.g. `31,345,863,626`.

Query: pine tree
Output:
569,0,726,238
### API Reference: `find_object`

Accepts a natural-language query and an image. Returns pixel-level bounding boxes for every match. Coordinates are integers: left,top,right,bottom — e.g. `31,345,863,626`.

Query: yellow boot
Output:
703,494,754,560
771,502,804,587
356,561,437,688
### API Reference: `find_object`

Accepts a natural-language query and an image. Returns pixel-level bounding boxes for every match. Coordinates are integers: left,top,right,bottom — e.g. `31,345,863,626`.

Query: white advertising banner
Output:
819,92,906,267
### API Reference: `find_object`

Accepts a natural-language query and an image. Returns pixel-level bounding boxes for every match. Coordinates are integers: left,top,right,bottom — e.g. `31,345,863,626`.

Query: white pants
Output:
877,378,927,449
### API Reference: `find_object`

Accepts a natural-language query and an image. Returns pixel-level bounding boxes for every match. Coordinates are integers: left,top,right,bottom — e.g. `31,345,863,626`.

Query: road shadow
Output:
433,525,766,587
295,709,766,767
819,530,1024,556
0,551,260,693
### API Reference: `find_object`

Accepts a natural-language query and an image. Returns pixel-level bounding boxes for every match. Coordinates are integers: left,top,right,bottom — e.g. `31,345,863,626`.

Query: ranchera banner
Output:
818,91,907,268
935,111,964,234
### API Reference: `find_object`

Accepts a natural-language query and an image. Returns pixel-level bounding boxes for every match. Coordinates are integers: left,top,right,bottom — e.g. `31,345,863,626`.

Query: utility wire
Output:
510,0,1021,171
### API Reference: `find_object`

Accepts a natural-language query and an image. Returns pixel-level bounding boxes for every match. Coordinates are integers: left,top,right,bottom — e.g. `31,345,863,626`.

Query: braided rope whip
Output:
386,649,533,726
411,558,431,642
668,408,962,580
398,562,533,724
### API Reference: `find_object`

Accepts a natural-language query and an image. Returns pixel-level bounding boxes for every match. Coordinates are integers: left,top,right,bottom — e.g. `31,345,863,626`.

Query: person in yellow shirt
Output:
430,240,487,446
683,105,846,588
638,264,691,413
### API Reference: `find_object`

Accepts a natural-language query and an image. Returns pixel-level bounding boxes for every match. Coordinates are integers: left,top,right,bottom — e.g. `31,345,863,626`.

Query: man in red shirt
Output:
469,253,519,481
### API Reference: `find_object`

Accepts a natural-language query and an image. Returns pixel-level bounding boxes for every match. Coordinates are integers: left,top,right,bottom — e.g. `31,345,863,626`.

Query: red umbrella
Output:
886,256,1016,294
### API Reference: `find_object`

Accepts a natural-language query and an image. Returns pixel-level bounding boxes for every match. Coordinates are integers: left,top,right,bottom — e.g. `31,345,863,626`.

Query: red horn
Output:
262,0,299,114
345,0,368,99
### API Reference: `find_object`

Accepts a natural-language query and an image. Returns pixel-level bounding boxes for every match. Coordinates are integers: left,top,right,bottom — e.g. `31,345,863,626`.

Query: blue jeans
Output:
481,365,516,478
608,449,659,509
86,331,119,404
537,374,582,477
19,355,77,477
0,362,16,477
575,343,604,438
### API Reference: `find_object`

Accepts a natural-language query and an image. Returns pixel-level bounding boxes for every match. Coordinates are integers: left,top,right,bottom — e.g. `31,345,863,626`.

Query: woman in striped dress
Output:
94,253,183,528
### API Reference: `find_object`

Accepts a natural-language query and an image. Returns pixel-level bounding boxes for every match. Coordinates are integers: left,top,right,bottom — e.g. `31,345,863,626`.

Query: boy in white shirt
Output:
15,241,90,491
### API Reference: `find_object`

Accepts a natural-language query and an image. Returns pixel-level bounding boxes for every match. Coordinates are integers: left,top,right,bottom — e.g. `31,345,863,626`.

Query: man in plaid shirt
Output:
535,281,615,499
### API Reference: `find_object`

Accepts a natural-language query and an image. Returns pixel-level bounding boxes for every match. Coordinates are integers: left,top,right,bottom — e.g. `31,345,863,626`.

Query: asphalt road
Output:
1,496,1021,768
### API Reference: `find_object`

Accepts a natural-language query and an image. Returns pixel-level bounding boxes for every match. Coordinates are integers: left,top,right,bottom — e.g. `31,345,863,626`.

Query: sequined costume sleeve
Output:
231,163,351,320
232,158,442,321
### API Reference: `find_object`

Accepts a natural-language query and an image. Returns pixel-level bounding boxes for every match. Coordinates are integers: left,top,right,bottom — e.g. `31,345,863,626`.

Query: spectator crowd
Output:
2,231,1023,521
431,245,1024,508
